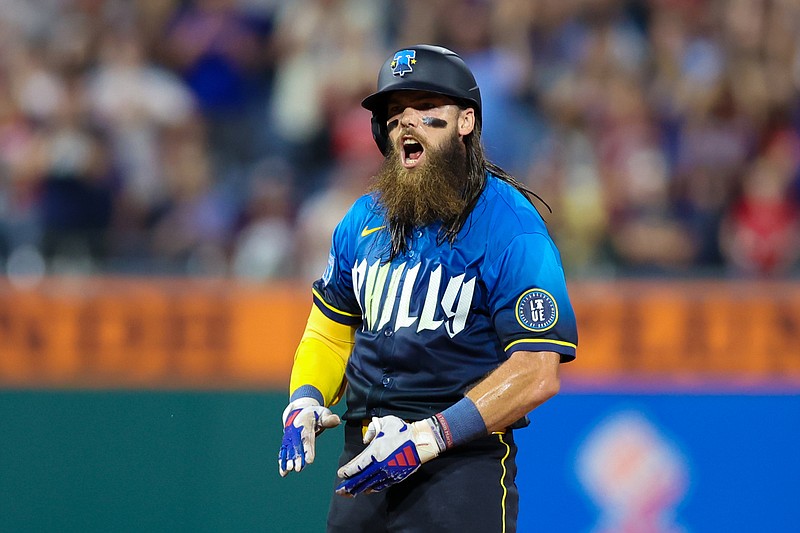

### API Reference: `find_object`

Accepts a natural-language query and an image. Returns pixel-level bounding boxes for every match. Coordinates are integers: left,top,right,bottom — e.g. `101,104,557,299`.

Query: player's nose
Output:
399,107,420,127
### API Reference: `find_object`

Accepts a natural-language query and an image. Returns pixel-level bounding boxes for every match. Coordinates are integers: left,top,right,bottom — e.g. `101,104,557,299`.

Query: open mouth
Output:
402,137,424,167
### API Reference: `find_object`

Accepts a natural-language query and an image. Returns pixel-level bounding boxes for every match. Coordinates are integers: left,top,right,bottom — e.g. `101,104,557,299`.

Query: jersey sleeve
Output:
310,202,364,326
484,232,577,362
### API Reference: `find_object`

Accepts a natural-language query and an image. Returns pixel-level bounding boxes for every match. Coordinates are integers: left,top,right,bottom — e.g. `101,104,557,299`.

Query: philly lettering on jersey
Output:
354,259,475,338
311,175,578,422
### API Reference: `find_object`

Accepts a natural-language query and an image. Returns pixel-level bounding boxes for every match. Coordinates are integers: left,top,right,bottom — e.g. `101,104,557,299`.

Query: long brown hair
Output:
442,124,549,241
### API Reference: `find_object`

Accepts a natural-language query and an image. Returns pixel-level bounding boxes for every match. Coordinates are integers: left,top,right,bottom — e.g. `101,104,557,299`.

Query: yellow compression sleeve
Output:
289,305,356,407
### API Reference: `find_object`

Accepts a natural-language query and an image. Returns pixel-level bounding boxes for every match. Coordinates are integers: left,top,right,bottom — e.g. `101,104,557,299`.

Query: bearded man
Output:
278,45,578,533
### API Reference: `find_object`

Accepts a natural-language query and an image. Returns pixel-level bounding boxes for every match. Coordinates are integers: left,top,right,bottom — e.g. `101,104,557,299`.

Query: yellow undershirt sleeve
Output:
289,304,357,407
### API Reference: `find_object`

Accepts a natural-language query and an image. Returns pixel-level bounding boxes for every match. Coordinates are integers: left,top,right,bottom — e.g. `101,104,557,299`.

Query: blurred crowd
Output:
1,0,799,282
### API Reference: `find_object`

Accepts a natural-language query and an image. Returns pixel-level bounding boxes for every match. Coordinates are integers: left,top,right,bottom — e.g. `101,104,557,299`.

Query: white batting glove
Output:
335,415,445,496
278,397,341,476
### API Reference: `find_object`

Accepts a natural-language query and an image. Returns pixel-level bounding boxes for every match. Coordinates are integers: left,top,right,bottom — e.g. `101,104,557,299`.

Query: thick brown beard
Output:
370,131,469,235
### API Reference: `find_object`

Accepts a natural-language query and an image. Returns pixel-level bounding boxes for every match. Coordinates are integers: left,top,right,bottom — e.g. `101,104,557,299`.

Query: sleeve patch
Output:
322,252,335,286
516,288,558,332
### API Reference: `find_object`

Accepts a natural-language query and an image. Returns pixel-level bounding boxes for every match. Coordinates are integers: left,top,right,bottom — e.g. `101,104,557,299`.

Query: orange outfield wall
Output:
0,277,798,389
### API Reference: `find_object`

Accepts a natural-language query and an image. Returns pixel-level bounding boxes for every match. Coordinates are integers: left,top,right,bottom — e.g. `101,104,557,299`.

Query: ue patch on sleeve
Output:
322,252,335,286
516,289,558,332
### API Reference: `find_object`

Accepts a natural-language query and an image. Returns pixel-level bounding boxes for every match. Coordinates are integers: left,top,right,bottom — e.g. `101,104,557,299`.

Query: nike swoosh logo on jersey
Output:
360,225,385,237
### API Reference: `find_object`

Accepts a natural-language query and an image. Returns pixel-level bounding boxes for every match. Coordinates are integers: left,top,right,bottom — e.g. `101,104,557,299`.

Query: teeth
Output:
402,137,422,165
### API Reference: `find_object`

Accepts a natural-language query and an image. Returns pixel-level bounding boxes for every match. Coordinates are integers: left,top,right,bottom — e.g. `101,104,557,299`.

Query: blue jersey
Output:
312,175,578,422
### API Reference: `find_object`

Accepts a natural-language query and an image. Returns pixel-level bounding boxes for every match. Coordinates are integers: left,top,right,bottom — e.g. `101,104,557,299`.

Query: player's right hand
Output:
278,397,341,477
334,415,444,496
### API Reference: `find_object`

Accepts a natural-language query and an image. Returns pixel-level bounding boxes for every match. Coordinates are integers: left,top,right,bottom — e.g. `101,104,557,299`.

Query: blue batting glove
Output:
335,415,445,496
278,397,341,476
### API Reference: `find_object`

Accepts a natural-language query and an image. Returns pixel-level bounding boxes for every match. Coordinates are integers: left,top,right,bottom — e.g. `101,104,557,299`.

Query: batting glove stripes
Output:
278,397,341,476
335,415,445,496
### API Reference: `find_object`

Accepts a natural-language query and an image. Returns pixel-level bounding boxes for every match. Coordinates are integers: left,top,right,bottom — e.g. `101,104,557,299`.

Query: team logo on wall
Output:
391,50,416,77
516,288,557,331
575,411,689,533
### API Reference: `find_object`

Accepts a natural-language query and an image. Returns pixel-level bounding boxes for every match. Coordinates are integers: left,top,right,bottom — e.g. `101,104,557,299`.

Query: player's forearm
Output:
289,305,356,406
432,350,560,448
466,350,561,432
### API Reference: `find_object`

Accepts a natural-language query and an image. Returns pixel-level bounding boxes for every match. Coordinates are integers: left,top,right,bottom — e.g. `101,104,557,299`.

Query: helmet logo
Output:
390,50,416,77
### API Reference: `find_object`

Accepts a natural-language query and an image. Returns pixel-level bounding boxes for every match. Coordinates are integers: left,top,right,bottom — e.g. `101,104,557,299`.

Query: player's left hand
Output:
335,415,445,496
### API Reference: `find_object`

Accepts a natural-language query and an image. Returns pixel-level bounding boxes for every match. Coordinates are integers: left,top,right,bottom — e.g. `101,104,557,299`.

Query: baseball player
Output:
278,44,578,532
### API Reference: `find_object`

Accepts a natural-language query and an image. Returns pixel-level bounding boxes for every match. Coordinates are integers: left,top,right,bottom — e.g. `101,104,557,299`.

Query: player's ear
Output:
457,108,475,137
